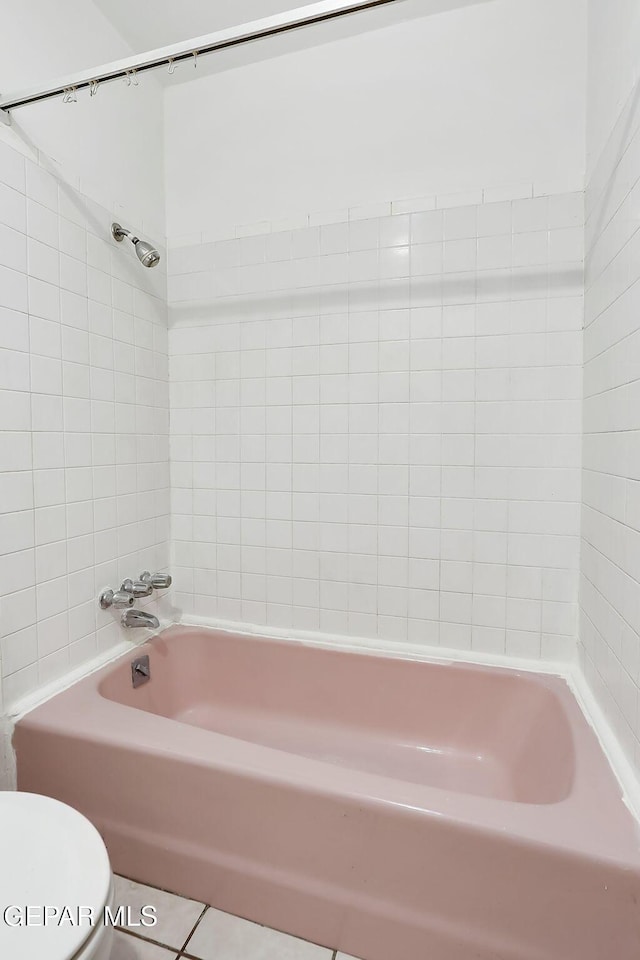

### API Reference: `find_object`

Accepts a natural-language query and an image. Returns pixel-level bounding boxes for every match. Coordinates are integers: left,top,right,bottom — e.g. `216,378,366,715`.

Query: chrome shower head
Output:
134,240,161,269
111,222,160,269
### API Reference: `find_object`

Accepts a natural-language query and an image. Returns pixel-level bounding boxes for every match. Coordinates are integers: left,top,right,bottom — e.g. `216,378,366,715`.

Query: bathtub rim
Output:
5,613,640,823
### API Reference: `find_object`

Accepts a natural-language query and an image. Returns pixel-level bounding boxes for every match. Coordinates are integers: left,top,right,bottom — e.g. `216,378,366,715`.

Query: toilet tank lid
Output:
0,792,112,960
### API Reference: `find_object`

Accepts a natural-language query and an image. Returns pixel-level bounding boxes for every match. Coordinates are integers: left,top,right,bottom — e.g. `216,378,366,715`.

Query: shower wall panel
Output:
168,188,583,660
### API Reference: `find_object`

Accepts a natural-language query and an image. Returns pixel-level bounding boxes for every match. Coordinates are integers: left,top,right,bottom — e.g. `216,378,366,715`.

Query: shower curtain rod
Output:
0,0,405,125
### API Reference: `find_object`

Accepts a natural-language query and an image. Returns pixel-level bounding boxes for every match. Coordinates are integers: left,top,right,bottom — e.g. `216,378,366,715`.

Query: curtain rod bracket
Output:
0,109,11,126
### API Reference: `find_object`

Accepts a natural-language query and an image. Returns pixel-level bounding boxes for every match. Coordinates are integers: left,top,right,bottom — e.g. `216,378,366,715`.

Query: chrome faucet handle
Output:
121,578,153,599
140,571,172,590
99,588,135,610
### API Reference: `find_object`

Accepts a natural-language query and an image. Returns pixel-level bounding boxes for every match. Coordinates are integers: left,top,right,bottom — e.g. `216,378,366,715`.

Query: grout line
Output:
179,904,209,955
113,874,208,955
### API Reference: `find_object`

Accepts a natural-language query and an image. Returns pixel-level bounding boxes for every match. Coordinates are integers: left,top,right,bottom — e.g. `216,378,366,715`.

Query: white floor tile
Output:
114,875,204,951
184,907,333,960
111,930,178,960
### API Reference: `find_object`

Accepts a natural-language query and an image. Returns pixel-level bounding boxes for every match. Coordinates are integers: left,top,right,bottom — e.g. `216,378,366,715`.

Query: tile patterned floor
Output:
111,875,360,960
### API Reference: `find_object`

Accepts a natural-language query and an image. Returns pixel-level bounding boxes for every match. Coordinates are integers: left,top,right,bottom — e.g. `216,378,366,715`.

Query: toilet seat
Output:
0,792,113,960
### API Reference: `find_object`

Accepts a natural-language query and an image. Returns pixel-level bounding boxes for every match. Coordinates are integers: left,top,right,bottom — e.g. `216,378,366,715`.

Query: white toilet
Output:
0,792,114,960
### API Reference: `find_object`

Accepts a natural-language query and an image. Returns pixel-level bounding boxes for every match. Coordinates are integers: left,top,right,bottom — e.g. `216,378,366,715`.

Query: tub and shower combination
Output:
14,625,640,960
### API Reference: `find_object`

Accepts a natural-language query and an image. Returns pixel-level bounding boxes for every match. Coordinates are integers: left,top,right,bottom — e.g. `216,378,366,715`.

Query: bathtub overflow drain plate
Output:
131,654,151,688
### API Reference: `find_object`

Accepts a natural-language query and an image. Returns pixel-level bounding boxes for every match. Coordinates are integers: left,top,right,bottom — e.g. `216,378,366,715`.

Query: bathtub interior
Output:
97,630,575,804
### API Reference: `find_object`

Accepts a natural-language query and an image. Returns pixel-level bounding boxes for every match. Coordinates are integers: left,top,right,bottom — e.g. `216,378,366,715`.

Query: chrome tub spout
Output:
121,609,160,629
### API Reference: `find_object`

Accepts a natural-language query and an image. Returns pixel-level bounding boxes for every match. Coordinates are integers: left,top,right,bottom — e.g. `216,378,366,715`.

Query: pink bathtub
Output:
14,626,640,959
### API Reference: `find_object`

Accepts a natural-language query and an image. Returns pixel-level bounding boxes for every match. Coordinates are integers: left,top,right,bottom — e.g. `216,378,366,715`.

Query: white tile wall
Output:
168,191,584,659
0,138,170,714
580,81,640,772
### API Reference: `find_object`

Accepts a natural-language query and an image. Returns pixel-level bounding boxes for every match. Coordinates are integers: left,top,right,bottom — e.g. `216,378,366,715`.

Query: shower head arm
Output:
112,223,139,244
